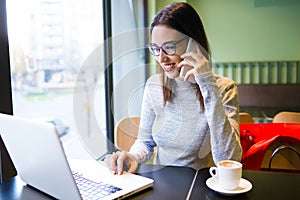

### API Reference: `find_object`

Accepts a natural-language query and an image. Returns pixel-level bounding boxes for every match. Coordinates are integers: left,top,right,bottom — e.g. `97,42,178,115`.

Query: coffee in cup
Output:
209,160,242,190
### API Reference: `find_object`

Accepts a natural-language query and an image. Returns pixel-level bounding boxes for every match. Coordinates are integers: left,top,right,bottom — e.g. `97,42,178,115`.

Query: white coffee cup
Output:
209,160,242,190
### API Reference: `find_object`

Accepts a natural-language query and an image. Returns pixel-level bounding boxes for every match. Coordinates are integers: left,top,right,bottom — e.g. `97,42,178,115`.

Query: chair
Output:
273,111,300,123
260,140,300,173
239,112,254,124
262,111,300,173
115,116,140,151
115,117,157,164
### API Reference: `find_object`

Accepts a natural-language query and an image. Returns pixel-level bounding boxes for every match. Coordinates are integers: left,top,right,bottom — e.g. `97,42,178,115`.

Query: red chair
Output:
240,123,300,172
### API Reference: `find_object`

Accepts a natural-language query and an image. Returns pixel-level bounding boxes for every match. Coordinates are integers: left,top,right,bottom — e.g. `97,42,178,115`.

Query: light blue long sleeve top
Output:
129,71,242,170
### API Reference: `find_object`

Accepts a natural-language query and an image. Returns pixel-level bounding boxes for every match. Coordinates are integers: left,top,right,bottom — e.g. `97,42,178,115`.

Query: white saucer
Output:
206,177,252,196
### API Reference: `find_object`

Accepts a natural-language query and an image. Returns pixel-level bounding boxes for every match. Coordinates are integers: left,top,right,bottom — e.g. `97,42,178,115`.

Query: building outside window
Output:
6,0,106,158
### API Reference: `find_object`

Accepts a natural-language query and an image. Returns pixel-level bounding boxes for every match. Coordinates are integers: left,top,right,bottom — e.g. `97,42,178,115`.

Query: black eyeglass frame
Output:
146,37,188,56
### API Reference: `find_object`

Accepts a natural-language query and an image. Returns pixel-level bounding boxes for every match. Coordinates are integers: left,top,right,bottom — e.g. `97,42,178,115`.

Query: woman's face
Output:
151,25,188,79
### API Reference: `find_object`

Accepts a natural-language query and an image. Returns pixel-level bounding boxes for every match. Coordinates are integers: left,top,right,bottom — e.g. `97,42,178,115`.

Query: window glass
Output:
111,0,147,124
6,0,105,159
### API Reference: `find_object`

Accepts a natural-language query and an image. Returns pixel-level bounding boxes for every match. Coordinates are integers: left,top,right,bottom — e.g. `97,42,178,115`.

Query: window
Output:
111,0,148,123
4,0,149,163
6,0,106,159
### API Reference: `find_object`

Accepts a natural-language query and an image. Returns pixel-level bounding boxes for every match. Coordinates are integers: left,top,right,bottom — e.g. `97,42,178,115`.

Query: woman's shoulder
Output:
146,73,161,85
213,73,237,92
213,73,235,84
144,74,163,98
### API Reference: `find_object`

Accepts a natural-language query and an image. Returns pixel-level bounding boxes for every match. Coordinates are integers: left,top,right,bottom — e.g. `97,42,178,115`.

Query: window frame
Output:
0,0,17,182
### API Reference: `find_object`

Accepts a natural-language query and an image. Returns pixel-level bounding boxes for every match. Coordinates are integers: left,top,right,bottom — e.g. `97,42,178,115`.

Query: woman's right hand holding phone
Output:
179,51,211,82
178,38,211,82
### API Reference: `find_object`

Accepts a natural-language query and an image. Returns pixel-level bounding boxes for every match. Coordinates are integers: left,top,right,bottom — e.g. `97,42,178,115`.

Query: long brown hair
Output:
150,2,210,109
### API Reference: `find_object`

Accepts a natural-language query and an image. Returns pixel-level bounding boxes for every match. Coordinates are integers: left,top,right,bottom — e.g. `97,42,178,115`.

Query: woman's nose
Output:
157,50,168,63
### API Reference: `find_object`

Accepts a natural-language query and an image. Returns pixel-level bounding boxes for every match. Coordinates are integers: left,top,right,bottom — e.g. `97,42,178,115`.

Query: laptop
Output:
0,113,153,200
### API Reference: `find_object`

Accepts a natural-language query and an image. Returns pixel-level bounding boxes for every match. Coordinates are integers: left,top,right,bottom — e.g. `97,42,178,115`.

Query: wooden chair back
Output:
239,112,254,124
115,117,140,151
261,141,300,173
273,111,300,123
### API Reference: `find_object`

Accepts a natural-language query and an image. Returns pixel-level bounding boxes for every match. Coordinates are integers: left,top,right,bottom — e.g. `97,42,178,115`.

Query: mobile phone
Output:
179,38,199,83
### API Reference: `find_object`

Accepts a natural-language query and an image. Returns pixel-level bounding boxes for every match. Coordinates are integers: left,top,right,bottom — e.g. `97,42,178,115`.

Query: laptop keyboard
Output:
73,172,122,200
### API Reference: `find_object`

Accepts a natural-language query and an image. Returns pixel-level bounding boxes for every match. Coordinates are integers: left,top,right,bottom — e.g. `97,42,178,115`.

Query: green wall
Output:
150,0,300,63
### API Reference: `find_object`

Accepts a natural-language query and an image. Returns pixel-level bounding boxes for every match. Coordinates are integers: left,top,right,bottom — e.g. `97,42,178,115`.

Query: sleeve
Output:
129,80,157,164
195,72,242,164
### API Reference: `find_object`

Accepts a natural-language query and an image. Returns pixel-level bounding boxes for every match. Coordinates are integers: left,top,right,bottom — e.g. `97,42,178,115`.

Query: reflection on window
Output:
7,0,105,158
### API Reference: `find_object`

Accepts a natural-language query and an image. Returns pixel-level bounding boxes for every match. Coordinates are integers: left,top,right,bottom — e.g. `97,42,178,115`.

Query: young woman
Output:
106,2,242,174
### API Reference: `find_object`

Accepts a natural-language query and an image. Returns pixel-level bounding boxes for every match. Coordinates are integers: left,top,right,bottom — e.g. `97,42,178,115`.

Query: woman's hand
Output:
178,51,211,81
104,151,138,175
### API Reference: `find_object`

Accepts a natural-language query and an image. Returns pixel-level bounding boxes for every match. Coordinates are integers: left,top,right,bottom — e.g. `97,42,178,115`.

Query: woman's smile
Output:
162,63,176,72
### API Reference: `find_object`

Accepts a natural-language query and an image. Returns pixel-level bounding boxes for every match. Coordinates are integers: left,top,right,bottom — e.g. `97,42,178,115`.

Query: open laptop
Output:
0,113,153,200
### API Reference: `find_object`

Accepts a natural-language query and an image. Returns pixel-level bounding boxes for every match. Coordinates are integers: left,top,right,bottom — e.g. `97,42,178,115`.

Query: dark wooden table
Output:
1,164,300,200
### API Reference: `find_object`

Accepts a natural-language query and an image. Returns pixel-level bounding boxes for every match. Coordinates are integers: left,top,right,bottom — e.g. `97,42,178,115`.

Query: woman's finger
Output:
127,157,138,173
116,152,126,175
110,152,119,174
181,51,202,61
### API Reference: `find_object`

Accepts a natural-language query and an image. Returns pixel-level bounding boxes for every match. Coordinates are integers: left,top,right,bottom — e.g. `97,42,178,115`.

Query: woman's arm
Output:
129,77,158,163
196,72,242,164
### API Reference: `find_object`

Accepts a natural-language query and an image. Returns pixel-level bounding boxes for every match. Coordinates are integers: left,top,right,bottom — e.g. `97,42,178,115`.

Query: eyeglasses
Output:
146,37,187,56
